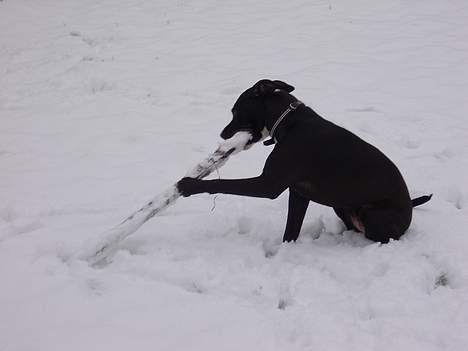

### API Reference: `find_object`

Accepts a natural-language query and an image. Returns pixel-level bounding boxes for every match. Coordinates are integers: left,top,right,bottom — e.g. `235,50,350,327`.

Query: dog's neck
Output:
263,100,303,145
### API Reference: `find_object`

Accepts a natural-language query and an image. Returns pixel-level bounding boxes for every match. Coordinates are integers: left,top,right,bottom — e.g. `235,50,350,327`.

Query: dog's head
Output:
220,79,295,144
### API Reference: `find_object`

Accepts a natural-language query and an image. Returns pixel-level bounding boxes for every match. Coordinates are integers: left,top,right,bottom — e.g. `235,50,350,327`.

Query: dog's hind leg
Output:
283,188,309,242
360,206,412,243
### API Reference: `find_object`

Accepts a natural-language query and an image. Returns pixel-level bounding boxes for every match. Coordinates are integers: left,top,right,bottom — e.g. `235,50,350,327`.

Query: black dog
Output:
178,79,431,243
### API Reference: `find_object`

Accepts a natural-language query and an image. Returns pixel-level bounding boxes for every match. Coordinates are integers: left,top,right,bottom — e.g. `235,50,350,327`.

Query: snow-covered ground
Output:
1,0,468,350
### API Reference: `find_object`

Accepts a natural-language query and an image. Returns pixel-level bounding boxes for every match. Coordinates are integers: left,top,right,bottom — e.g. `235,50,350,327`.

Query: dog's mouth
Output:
221,123,267,147
223,130,264,150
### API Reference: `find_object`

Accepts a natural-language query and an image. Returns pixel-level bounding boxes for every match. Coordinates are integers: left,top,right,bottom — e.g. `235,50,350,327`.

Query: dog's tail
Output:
412,194,433,207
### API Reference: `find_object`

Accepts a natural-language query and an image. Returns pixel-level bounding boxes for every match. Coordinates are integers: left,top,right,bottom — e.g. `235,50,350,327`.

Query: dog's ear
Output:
272,80,295,93
252,79,295,97
252,79,276,97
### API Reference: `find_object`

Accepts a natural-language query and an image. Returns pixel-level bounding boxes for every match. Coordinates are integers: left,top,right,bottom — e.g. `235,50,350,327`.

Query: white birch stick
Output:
77,132,253,266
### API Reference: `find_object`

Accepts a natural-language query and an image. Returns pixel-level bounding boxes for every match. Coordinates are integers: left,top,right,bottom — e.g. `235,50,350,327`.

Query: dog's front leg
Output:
178,175,287,199
283,188,309,242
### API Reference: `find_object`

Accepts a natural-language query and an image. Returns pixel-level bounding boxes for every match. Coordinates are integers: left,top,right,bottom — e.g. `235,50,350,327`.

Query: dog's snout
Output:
220,122,236,140
220,131,231,140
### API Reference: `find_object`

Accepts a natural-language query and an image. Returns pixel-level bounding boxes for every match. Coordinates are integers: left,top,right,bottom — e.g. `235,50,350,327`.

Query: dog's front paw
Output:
177,177,204,197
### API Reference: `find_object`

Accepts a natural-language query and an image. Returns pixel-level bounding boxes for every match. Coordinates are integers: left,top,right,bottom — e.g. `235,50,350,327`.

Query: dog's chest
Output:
293,180,317,196
292,180,340,207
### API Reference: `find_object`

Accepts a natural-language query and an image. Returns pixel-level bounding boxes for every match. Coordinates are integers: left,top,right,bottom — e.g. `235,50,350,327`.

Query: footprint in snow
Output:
237,215,253,235
422,253,455,291
262,240,280,258
277,271,295,310
0,207,18,223
277,298,291,310
434,147,457,162
400,137,420,149
443,188,466,210
4,220,43,236
88,80,113,94
85,278,105,297
0,149,11,157
185,281,205,294
434,273,450,289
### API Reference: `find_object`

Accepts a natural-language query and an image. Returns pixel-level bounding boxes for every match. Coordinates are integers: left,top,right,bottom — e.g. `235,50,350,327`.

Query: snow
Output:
1,0,468,350
78,131,252,265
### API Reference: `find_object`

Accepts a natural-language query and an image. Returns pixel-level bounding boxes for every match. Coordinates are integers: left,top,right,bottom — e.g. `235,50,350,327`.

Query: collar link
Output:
263,101,303,146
